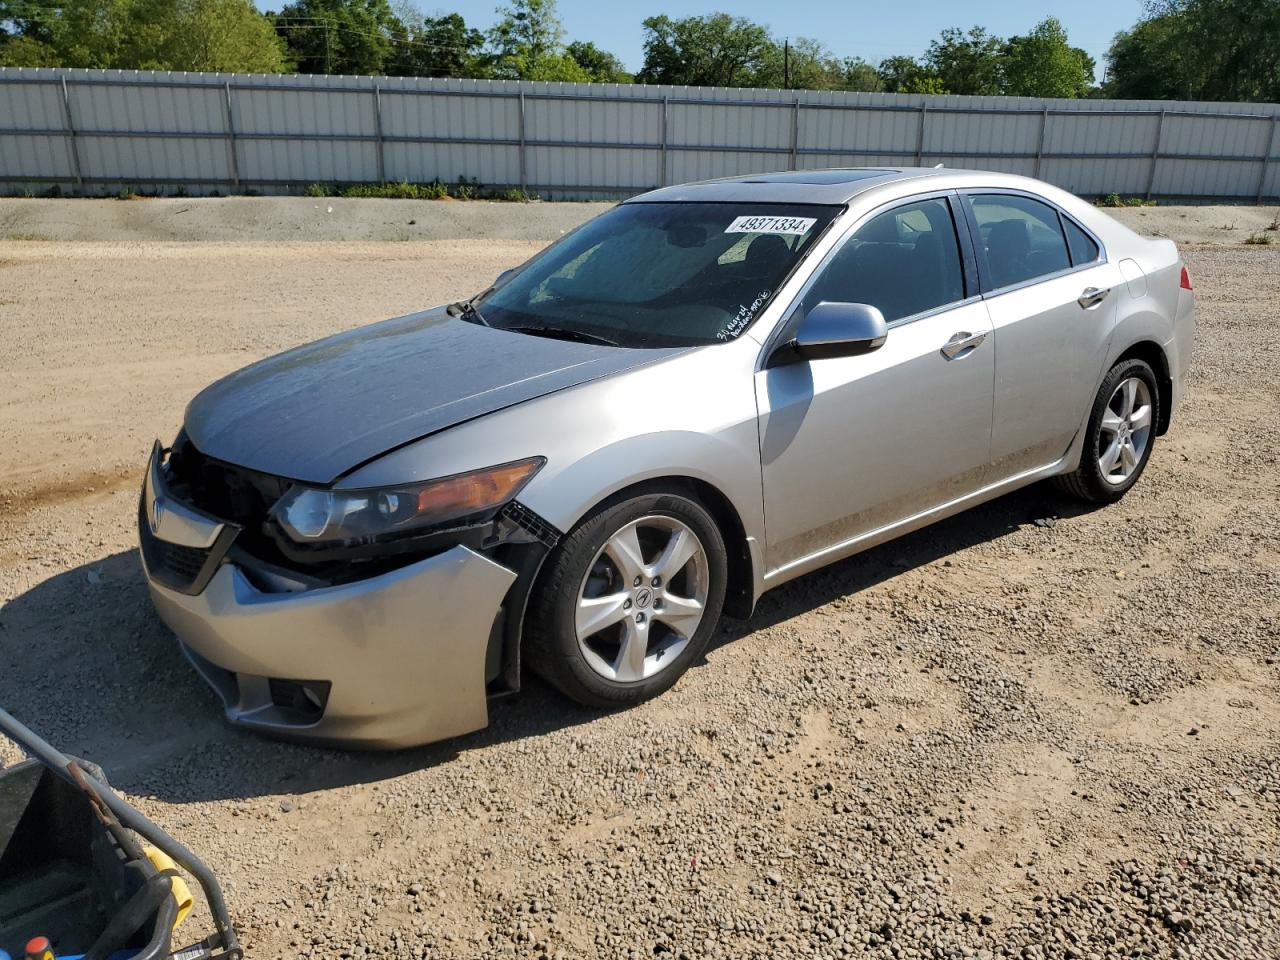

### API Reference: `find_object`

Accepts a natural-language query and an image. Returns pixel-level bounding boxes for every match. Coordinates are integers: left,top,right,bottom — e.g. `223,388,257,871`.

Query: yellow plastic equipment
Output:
143,847,193,932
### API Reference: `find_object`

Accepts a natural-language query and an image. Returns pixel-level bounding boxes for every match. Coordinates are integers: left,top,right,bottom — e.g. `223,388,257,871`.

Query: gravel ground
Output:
0,210,1277,960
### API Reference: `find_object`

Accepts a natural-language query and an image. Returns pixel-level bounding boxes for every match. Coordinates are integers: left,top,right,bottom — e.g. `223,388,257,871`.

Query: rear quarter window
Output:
1064,218,1101,265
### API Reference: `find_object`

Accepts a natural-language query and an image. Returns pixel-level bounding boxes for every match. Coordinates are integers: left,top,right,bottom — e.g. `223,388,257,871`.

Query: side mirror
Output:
494,268,516,287
769,302,888,366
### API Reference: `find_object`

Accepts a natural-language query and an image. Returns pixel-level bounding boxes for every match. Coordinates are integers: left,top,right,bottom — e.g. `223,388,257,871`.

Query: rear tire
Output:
1054,358,1160,504
526,488,728,709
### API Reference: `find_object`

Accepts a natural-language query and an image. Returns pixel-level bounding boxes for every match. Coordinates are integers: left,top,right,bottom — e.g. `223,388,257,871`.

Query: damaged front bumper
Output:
139,442,519,749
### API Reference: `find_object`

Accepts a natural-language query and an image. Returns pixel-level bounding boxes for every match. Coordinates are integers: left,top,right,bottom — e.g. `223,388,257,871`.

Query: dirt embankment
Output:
1,195,1277,244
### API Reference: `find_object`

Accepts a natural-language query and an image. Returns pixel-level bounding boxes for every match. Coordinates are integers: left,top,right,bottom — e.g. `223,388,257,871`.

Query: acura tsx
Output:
139,167,1196,747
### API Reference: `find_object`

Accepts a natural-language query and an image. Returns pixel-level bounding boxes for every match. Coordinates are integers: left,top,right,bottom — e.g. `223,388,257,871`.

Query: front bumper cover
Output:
140,443,518,748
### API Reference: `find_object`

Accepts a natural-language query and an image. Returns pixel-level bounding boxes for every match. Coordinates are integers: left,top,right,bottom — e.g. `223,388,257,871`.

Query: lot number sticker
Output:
724,215,816,236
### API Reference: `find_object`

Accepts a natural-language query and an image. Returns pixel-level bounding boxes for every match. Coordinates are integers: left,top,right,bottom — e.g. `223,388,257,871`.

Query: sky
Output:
433,0,1147,82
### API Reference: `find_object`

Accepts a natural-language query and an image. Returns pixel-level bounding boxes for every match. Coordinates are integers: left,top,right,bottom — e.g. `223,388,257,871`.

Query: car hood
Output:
183,309,684,484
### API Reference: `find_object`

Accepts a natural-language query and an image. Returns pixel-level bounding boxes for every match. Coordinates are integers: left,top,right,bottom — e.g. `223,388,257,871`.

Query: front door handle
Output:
1078,286,1110,309
941,330,987,360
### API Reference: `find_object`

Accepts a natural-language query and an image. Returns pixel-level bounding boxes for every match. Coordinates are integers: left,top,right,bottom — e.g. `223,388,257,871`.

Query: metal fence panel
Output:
0,67,1277,201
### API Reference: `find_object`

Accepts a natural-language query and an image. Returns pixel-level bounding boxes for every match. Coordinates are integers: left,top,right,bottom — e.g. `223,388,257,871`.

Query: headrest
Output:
743,234,789,273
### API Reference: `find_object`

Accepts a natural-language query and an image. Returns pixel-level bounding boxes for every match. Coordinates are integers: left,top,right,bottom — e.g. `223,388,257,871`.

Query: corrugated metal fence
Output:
2,68,1279,201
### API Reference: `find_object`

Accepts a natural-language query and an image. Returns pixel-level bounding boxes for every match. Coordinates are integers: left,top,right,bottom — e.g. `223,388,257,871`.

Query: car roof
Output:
622,167,1145,254
627,167,955,206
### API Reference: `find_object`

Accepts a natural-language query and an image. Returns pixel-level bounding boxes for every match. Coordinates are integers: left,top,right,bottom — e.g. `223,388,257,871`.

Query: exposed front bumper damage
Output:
140,443,518,748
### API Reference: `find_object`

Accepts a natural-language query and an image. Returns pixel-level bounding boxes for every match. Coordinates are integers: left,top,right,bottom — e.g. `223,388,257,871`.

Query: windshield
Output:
471,202,840,348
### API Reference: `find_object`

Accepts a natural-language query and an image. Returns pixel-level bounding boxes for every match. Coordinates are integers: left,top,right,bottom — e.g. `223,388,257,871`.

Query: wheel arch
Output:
1112,339,1173,435
526,474,758,632
681,477,757,619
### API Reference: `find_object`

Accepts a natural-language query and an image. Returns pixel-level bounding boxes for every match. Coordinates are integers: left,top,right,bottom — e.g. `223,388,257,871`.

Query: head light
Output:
273,458,545,546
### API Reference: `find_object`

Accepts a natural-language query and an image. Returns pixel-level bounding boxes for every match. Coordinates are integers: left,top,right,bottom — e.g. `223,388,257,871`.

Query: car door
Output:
961,191,1123,478
755,193,995,576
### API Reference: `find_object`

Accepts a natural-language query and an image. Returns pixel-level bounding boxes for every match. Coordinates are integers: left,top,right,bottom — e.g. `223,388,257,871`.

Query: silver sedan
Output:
139,167,1195,748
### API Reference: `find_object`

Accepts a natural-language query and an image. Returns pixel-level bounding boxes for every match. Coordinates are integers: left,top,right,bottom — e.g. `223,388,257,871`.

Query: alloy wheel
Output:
575,515,709,683
1098,376,1153,486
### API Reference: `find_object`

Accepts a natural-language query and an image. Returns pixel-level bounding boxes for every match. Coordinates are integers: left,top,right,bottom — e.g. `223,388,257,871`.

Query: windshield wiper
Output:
447,299,489,326
503,324,620,347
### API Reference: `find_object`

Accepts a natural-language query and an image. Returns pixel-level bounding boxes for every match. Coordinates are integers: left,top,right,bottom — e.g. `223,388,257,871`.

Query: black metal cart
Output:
0,706,240,960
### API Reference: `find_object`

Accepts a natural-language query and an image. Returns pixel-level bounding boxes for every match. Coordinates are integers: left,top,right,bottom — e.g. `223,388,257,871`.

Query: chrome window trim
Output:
886,293,986,330
757,188,972,367
979,261,1101,300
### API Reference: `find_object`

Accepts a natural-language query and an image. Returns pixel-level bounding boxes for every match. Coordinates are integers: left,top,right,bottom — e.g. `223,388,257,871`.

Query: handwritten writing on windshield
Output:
719,289,772,341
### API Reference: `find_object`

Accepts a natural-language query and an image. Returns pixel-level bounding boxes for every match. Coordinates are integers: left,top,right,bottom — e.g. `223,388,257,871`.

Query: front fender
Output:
519,428,761,536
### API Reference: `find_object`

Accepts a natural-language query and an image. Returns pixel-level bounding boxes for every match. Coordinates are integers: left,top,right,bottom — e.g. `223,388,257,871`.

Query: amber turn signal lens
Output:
415,458,544,518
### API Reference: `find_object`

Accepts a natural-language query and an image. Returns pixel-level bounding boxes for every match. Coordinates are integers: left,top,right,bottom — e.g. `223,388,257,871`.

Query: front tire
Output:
1054,358,1160,504
526,489,728,709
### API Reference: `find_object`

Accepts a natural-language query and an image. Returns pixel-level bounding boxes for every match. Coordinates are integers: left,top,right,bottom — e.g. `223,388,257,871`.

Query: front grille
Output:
153,539,207,581
167,432,290,530
138,500,214,593
165,432,293,566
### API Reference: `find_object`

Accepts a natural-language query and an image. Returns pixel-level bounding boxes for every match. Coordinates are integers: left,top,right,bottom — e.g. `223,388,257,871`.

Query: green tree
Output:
755,36,851,90
164,0,288,71
1001,17,1093,97
1107,0,1279,102
924,26,1002,95
0,35,60,65
386,11,485,78
566,40,630,82
841,57,884,93
1177,0,1280,101
1105,16,1186,98
1,0,131,68
0,0,286,69
487,0,580,79
636,13,773,86
1072,47,1098,92
878,55,944,94
272,0,401,75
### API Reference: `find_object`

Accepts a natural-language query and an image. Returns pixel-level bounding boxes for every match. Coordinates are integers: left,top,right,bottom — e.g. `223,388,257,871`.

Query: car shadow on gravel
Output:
714,482,1096,645
0,549,603,803
0,483,1090,803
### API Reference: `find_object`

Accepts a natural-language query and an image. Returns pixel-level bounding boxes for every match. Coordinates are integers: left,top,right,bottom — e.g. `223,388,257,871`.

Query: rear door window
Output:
968,194,1071,289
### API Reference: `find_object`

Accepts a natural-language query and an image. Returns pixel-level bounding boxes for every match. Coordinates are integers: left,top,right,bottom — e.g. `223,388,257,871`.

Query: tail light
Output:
1180,265,1193,290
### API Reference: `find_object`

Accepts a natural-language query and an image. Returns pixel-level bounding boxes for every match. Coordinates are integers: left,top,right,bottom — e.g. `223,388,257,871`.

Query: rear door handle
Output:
1078,286,1110,309
941,330,987,360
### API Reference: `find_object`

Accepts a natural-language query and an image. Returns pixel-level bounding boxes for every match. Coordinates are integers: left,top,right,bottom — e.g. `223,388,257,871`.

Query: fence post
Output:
372,85,385,184
1034,106,1049,178
222,82,240,191
1256,115,1279,203
59,76,83,192
517,91,527,193
1146,108,1166,200
659,96,669,187
789,98,800,170
916,103,928,165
